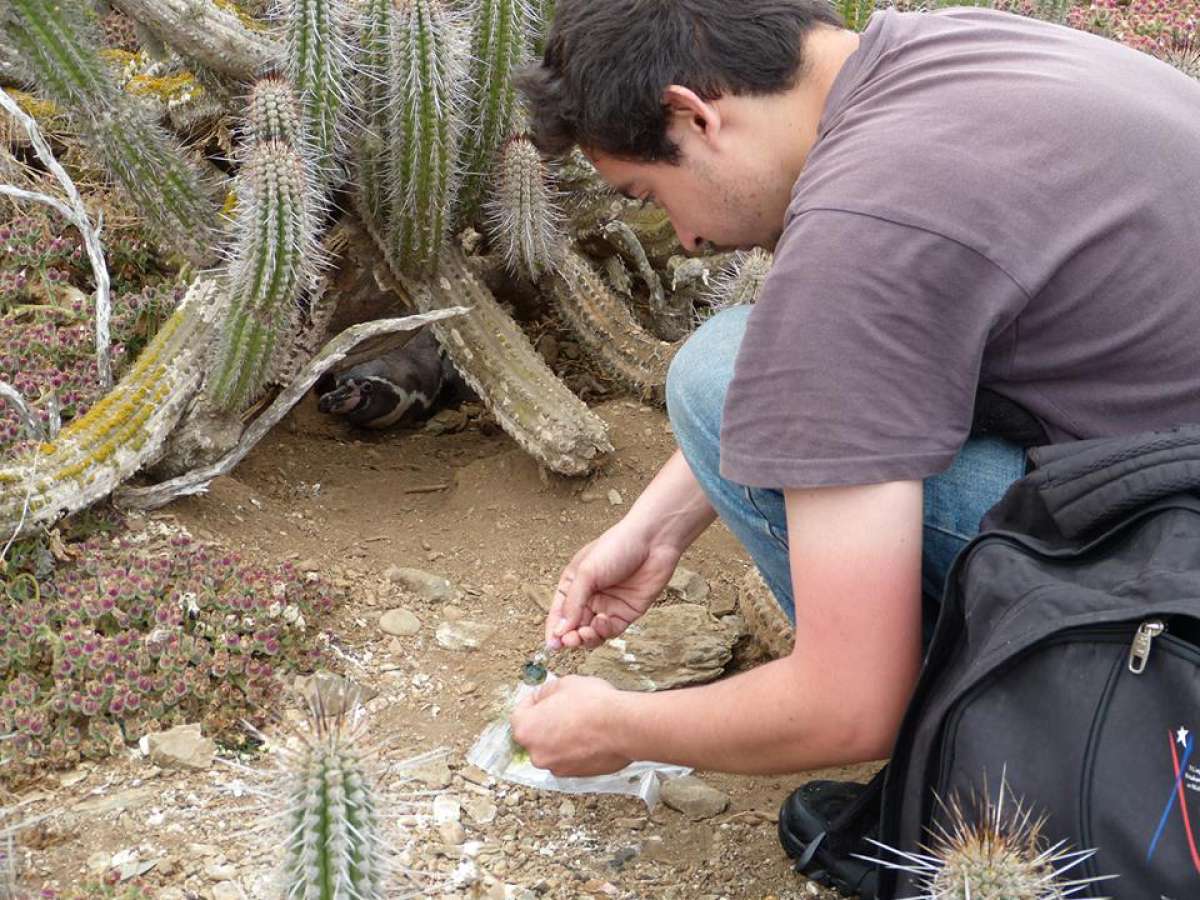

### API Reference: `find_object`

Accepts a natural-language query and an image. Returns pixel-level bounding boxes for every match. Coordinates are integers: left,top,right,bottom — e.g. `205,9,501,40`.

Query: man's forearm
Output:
607,653,895,775
625,448,718,551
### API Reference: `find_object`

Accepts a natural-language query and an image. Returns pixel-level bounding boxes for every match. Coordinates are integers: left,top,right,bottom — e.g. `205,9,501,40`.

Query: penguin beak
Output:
318,381,365,415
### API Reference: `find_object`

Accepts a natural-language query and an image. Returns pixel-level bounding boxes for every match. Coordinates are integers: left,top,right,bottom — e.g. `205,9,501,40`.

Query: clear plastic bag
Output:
466,674,691,809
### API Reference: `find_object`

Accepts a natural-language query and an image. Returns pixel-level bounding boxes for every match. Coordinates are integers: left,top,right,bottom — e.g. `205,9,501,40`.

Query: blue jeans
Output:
667,306,1028,627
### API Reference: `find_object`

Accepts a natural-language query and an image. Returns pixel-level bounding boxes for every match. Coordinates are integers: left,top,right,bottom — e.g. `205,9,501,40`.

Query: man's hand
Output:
509,675,633,776
547,521,681,650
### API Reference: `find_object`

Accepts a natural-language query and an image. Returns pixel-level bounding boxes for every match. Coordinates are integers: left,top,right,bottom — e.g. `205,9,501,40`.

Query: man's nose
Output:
669,219,705,255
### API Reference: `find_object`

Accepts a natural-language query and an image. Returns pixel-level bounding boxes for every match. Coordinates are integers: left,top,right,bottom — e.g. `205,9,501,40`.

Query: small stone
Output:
607,489,623,506
557,799,576,819
206,863,238,881
640,835,669,862
579,490,602,504
379,607,421,637
385,566,460,602
212,882,241,900
435,620,495,651
463,797,497,825
410,757,453,789
614,816,645,831
667,567,709,604
158,890,186,900
504,791,522,807
296,558,320,573
292,672,377,715
660,775,730,820
433,793,461,824
86,851,110,874
439,821,467,845
144,723,215,770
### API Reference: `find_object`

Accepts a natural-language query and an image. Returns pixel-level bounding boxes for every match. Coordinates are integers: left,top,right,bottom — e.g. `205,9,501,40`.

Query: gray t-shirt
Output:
720,8,1200,488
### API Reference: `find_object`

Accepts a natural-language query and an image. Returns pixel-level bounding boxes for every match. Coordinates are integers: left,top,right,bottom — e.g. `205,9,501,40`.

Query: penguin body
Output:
317,327,467,429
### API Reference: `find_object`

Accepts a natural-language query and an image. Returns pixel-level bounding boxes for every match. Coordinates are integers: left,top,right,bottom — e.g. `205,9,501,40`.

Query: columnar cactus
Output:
281,0,357,190
456,0,536,227
245,75,304,149
207,140,319,412
1,0,219,264
707,248,773,311
0,278,227,540
353,0,396,228
385,0,466,276
486,130,563,280
550,246,674,402
110,0,281,79
391,244,612,474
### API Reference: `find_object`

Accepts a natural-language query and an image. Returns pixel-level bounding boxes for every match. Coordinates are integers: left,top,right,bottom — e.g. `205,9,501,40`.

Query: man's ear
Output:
662,84,722,141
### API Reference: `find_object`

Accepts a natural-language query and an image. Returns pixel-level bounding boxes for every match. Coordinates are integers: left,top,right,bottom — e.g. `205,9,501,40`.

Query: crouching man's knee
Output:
666,305,752,443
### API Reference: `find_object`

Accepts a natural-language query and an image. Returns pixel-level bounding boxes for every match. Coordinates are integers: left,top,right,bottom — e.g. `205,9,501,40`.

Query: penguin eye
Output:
360,382,372,395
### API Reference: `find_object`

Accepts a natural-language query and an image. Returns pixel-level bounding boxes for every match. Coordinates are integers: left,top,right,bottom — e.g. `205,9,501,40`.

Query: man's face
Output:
586,133,793,254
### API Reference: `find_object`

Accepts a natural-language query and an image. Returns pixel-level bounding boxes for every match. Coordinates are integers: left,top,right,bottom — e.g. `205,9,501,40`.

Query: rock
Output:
579,604,734,691
212,882,241,900
384,566,460,603
667,566,709,604
439,821,467,845
557,799,576,819
463,797,498,825
158,890,186,900
144,723,215,770
435,620,495,651
206,862,238,881
411,757,453,789
433,793,461,824
292,672,377,715
379,607,421,637
661,775,730,820
520,584,553,613
87,850,110,874
607,489,623,506
639,834,669,862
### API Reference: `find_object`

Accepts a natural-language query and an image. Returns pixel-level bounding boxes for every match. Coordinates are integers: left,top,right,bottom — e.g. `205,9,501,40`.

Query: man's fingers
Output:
555,569,593,638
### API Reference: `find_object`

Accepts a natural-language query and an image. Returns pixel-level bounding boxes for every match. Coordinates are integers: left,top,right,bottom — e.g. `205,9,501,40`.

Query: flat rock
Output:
212,882,241,900
463,796,497,825
75,785,157,814
410,757,453,789
435,620,494,651
144,723,214,771
661,775,729,820
385,566,460,603
667,567,709,604
579,604,734,691
379,607,421,637
292,672,377,715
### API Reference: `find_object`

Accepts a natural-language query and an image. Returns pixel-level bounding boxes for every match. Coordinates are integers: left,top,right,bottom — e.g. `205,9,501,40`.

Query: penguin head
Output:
318,376,406,427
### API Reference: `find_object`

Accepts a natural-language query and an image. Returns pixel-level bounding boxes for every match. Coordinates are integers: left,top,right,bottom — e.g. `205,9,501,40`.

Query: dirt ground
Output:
8,395,880,899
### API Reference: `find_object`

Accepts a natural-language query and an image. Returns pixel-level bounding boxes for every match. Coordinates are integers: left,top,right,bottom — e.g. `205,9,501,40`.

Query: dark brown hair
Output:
516,0,844,163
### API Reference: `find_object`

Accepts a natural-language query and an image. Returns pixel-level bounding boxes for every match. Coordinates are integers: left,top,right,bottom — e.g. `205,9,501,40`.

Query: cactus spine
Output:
706,248,773,311
1,0,219,264
388,244,612,474
353,0,395,229
456,0,534,227
486,130,562,280
550,246,674,403
208,139,319,411
282,0,357,191
245,75,304,149
0,279,228,540
386,0,465,276
110,0,280,79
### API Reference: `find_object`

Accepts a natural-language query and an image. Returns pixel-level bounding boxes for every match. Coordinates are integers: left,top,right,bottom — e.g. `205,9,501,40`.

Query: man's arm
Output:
605,480,924,773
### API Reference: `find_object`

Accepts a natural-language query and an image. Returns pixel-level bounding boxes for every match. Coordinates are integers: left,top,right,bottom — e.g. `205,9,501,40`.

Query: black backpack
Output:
868,425,1200,898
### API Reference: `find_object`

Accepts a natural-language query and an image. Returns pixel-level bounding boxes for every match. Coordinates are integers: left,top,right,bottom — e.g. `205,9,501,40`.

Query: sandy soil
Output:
8,395,879,899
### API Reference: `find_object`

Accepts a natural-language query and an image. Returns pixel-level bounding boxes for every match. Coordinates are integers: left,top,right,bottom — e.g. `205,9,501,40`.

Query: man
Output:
509,0,1200,845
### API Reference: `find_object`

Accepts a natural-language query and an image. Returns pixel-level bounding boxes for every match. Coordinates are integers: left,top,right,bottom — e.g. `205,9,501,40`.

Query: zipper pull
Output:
1128,619,1166,675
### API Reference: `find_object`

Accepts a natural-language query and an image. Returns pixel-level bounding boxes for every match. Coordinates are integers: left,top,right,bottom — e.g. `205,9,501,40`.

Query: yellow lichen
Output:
98,48,140,67
125,72,205,105
222,190,239,218
6,89,59,121
213,0,269,32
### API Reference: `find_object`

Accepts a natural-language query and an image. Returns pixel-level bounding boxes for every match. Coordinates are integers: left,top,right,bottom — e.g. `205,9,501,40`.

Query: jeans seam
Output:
743,486,789,551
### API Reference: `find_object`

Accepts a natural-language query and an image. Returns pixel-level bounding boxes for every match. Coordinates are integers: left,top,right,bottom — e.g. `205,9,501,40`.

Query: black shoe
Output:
778,780,880,898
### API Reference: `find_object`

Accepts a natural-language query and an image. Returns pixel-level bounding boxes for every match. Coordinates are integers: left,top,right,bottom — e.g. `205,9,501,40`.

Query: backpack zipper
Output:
1128,618,1166,674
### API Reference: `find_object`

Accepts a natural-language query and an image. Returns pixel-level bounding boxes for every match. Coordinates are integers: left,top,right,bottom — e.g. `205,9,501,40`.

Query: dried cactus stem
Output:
110,0,280,80
380,242,611,475
550,246,675,404
0,279,227,540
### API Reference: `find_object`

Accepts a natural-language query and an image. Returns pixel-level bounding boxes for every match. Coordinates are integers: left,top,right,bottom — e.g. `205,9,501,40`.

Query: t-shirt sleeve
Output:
719,208,1029,488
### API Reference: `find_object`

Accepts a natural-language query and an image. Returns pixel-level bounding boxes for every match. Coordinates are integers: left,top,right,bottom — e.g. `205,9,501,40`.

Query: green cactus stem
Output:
207,139,319,412
381,241,612,474
385,0,465,276
456,0,534,227
532,0,554,57
281,0,356,190
2,0,220,264
0,279,227,540
110,0,280,80
549,246,675,404
704,248,773,311
485,131,563,280
245,74,303,148
352,0,395,229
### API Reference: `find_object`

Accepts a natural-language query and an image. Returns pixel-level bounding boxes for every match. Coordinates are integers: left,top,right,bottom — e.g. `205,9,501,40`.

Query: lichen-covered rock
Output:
579,604,734,691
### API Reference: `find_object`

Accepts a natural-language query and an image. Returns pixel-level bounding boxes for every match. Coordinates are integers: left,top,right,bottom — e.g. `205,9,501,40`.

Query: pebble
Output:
557,799,576,819
668,566,710,604
384,566,460,603
435,620,495,651
379,607,421,637
142,723,215,771
212,882,242,900
410,757,453,789
463,797,498,826
439,821,468,845
206,862,238,881
661,775,730,820
433,793,462,824
607,489,623,506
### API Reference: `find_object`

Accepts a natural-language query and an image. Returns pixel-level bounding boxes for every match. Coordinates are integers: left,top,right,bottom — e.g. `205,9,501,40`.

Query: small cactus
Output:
485,129,563,280
207,140,320,411
863,773,1113,899
0,278,228,540
244,74,304,149
281,0,357,191
2,0,220,264
704,248,773,313
456,0,536,227
384,0,466,276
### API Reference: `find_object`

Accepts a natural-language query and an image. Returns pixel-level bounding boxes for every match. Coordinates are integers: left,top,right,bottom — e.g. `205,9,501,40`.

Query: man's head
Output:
517,0,852,252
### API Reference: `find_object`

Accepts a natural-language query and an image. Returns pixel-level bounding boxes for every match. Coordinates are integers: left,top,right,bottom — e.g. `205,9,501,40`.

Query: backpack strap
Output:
994,425,1200,540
